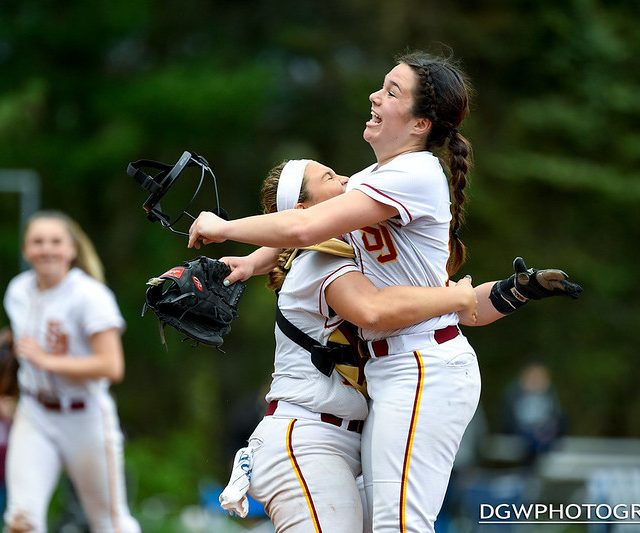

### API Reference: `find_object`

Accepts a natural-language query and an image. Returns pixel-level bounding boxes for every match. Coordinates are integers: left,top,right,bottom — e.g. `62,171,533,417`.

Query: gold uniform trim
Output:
287,419,322,532
399,350,425,531
284,238,355,270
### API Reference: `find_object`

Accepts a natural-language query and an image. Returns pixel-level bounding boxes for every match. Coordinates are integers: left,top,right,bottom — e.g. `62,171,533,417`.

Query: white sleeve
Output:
351,164,450,225
3,280,18,329
3,274,28,336
316,257,360,319
78,283,126,336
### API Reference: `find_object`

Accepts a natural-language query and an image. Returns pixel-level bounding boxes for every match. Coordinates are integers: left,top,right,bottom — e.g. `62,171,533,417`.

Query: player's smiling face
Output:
23,218,77,288
364,63,426,164
299,161,348,207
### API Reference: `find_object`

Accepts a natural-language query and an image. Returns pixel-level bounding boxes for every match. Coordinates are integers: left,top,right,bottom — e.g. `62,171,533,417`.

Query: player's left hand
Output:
514,257,583,299
188,211,229,249
490,256,583,315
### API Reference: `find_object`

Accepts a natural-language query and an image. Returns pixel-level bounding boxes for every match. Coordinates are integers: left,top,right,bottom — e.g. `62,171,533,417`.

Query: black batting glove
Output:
490,257,583,314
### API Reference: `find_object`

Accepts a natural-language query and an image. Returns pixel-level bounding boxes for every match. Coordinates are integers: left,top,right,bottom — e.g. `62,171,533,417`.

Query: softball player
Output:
219,160,479,533
187,51,571,532
3,211,140,533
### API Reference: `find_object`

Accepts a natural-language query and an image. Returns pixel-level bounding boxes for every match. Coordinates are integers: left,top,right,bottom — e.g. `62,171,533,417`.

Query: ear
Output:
413,117,431,137
294,202,307,210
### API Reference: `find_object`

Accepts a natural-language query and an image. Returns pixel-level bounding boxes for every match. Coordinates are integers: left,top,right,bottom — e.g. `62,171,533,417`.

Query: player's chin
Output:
363,127,382,146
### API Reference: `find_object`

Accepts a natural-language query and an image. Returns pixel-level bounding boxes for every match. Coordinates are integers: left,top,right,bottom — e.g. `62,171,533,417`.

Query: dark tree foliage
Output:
1,0,638,513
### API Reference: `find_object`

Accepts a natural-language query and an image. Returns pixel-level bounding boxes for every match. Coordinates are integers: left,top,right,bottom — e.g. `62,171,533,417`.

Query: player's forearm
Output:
194,190,396,249
223,210,318,248
329,275,474,331
359,285,474,330
465,282,504,326
41,353,124,383
248,247,282,275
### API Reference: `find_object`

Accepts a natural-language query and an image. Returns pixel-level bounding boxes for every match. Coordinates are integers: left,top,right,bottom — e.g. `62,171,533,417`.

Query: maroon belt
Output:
266,400,363,434
23,390,86,412
369,324,460,358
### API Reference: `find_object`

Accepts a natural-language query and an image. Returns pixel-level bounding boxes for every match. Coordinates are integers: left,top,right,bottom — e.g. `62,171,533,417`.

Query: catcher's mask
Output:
128,151,227,236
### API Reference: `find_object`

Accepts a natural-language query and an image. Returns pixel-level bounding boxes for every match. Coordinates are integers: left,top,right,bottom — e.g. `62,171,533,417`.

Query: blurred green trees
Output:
1,0,639,520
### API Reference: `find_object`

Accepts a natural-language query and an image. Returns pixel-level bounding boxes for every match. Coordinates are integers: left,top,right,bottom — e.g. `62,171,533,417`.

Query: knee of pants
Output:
4,509,42,533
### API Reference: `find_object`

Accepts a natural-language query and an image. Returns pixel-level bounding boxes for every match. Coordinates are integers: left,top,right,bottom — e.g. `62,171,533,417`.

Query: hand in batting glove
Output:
489,257,583,314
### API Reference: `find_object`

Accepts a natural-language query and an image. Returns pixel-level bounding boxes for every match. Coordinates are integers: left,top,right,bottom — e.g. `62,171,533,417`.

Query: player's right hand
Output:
188,211,229,249
219,256,256,285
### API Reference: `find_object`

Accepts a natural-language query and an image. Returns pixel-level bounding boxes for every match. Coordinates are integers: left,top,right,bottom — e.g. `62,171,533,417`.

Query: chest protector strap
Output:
275,305,357,377
276,238,358,377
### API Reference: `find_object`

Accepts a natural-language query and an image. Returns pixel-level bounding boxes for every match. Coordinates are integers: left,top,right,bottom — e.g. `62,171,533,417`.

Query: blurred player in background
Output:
0,327,18,517
2,210,140,532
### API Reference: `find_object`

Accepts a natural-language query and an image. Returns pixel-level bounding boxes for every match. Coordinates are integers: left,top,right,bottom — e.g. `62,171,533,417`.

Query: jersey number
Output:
360,225,398,264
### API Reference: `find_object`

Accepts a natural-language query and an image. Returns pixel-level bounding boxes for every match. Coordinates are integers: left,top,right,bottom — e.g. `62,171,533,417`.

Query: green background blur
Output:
1,0,639,529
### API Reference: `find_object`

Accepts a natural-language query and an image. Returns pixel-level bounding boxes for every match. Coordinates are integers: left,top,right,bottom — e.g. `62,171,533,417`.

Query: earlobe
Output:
414,118,431,136
294,203,307,210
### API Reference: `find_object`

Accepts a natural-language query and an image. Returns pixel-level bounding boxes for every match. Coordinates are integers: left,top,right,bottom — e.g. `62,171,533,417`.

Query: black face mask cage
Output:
127,151,224,236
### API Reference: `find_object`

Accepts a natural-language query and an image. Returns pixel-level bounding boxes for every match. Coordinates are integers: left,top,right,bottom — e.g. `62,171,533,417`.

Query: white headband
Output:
276,159,310,212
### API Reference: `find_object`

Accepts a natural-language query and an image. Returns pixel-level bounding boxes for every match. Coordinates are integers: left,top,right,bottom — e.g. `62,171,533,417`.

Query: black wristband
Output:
489,275,529,314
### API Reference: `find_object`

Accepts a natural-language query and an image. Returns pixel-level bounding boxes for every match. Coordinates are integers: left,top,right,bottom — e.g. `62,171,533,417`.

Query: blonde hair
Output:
260,162,310,291
24,210,106,283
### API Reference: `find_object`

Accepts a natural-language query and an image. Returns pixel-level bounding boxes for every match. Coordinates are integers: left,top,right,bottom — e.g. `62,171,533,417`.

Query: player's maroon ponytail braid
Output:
397,50,473,276
446,129,472,276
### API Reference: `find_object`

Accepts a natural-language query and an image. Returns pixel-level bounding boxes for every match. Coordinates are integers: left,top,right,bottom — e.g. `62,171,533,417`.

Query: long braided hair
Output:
260,161,311,291
397,51,473,276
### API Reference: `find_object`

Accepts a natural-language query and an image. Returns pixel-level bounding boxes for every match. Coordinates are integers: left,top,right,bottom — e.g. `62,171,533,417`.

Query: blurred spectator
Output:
0,401,12,516
501,361,567,465
0,327,18,515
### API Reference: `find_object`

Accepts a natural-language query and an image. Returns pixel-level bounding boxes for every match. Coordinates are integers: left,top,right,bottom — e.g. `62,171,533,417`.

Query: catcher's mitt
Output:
143,256,246,347
490,257,583,314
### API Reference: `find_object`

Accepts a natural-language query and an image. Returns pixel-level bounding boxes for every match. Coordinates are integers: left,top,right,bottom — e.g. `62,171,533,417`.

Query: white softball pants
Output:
247,401,365,532
3,393,140,533
361,332,481,533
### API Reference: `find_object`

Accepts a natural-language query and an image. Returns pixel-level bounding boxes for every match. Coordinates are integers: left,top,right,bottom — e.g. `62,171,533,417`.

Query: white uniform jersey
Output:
346,150,458,341
3,267,125,397
265,249,368,421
